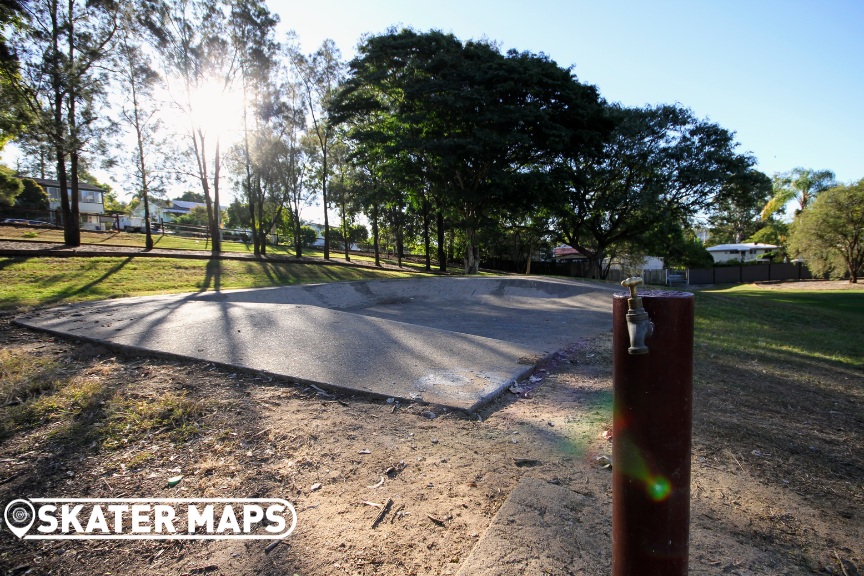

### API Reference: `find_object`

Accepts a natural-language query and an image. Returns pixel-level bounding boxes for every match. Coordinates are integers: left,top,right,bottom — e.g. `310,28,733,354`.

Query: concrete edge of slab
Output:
12,316,561,413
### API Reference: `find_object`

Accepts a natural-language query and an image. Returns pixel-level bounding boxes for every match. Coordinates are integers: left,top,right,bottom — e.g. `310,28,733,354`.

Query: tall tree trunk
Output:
322,147,329,260
437,208,446,272
464,226,480,274
422,198,431,272
211,138,222,254
372,203,380,267
341,196,350,261
66,8,81,247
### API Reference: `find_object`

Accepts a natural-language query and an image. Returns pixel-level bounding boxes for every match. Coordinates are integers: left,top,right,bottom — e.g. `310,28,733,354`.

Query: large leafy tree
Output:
707,168,772,244
761,167,835,220
332,29,608,274
553,104,757,278
788,180,864,283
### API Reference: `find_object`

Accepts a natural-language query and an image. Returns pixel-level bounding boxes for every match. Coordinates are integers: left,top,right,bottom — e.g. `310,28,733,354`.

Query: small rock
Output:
310,483,322,492
421,411,437,419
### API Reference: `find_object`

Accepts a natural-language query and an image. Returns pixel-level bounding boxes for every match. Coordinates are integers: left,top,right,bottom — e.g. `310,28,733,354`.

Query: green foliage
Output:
176,191,206,203
173,205,210,227
761,168,835,220
788,180,864,282
554,104,756,278
708,169,772,244
299,225,318,248
14,178,48,210
332,28,609,273
0,163,23,206
746,220,788,247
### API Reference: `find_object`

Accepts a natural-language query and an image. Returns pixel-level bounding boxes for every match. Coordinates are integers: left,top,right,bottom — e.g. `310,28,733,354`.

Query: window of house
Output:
80,189,102,204
46,187,61,202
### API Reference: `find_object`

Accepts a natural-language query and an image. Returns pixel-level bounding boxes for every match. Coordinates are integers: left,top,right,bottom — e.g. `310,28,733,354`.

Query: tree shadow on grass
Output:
38,256,134,307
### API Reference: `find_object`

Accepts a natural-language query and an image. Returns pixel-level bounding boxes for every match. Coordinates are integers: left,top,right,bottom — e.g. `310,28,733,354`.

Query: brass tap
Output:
621,277,653,355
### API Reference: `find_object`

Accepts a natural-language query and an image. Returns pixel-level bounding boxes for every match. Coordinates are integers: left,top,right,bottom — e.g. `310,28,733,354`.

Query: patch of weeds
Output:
102,391,210,448
22,231,38,238
0,349,64,403
126,450,155,470
0,351,98,440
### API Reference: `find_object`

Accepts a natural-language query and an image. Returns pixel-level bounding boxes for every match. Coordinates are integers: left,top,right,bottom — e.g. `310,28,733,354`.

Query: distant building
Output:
706,242,778,263
34,178,107,230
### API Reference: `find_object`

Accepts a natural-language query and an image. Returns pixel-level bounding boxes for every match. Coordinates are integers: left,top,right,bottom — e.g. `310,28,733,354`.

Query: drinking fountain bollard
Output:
612,279,694,576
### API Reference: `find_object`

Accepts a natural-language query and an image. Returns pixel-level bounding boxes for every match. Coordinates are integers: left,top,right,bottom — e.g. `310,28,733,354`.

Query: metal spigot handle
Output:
621,277,644,310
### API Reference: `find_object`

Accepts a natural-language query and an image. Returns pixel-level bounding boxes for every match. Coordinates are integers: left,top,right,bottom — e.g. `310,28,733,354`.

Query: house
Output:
33,178,107,231
552,244,663,272
706,242,778,263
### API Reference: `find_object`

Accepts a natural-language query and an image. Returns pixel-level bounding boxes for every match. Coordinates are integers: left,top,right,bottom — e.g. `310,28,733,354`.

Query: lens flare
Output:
646,475,671,501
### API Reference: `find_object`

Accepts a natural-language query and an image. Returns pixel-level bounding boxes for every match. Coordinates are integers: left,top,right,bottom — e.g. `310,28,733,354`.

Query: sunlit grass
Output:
694,285,864,369
0,256,415,310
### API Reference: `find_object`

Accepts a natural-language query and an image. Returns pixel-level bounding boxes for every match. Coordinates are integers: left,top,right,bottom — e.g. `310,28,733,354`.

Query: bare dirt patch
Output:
0,287,862,575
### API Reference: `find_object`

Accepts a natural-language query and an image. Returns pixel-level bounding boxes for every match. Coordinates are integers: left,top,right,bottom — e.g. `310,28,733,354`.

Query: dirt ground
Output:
0,285,862,575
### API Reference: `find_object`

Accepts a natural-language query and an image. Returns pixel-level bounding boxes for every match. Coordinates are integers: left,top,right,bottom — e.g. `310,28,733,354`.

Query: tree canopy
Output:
788,180,864,283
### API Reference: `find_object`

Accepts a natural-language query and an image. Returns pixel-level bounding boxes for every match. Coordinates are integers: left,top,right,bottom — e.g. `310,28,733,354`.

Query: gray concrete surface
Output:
15,276,616,411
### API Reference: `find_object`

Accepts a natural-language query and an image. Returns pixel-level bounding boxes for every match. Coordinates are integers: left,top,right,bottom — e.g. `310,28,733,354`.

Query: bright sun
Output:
186,76,247,143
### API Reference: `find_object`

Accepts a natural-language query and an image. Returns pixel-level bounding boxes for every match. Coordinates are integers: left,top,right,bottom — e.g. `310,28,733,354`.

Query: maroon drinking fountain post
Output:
612,277,694,576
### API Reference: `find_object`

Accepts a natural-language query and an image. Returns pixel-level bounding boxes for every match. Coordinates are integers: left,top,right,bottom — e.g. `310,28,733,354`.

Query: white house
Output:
35,178,106,231
706,242,779,263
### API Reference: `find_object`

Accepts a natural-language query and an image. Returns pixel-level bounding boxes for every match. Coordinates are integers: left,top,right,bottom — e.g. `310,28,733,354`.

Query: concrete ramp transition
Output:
15,276,616,411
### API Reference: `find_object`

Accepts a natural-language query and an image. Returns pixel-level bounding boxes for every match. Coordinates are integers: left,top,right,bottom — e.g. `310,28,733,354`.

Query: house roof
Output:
706,243,779,252
171,200,208,210
30,177,104,192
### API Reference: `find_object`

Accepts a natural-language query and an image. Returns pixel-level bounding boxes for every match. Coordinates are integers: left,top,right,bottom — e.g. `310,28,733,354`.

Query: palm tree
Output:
761,167,835,220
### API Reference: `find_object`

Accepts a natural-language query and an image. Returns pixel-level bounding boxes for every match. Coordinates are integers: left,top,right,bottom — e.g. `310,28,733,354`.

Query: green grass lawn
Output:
0,256,414,311
694,285,864,369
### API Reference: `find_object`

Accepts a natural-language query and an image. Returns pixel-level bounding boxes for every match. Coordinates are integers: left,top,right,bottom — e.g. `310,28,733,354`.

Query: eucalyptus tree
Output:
115,5,165,250
290,38,346,260
553,104,757,279
144,0,242,253
13,0,119,245
228,0,281,256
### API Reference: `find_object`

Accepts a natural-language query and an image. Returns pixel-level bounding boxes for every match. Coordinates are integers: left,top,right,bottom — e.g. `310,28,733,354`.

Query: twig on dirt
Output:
102,478,113,492
834,550,850,576
264,540,282,554
366,476,385,489
371,498,393,528
731,453,745,473
252,427,271,438
426,513,447,527
389,504,405,523
514,458,541,467
362,501,383,508
0,473,22,486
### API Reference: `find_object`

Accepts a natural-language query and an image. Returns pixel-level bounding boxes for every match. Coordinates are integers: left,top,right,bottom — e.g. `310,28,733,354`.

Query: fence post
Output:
613,278,694,576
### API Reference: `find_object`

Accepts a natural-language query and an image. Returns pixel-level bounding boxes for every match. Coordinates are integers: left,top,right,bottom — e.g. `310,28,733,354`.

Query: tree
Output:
332,29,608,273
553,104,757,278
15,177,48,210
149,0,241,254
14,0,119,246
0,0,32,150
0,163,23,206
708,169,772,244
116,5,164,250
176,191,205,202
788,180,864,283
761,167,835,220
291,38,345,261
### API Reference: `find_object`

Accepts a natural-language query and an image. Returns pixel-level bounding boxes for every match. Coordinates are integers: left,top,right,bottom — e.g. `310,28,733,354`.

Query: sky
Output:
270,0,863,184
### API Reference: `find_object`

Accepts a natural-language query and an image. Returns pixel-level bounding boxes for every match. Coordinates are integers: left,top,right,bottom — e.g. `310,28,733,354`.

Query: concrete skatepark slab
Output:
14,276,616,411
